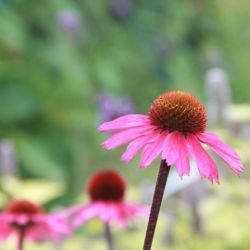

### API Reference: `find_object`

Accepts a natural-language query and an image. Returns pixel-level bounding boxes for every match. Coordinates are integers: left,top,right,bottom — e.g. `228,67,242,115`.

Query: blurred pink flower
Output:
99,91,244,183
0,199,71,243
72,170,148,228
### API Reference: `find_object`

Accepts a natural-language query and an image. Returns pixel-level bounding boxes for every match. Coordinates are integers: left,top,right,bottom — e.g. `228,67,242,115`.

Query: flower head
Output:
71,170,148,228
149,91,206,135
0,199,71,242
87,169,126,202
99,90,244,183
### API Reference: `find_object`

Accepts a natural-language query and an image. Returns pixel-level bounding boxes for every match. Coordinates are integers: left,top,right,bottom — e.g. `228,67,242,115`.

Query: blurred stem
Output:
104,222,115,250
17,229,25,250
143,160,171,250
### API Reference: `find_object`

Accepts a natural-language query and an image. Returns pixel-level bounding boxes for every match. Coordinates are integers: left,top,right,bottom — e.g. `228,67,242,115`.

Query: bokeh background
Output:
0,0,250,249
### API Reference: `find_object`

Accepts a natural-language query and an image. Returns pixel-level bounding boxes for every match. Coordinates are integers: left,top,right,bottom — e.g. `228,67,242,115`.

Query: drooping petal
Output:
41,215,71,235
71,200,148,229
176,157,190,178
0,209,71,243
122,202,149,220
73,203,101,227
175,134,190,177
140,131,167,168
102,202,120,227
187,134,219,183
197,132,239,159
115,202,149,228
27,214,71,242
121,133,156,163
115,204,128,228
197,132,244,175
58,205,82,217
102,125,155,150
26,224,49,242
0,222,12,240
162,131,181,165
161,132,190,177
98,114,149,132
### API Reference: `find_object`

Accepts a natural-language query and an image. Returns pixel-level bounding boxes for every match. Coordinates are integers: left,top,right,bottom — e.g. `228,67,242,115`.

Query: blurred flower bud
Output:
56,9,80,32
97,93,134,123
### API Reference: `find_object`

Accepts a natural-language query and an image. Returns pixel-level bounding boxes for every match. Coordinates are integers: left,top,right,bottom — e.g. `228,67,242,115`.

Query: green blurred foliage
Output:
0,0,249,209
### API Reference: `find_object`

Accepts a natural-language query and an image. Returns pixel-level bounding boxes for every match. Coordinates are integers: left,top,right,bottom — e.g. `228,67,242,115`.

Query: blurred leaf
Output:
0,83,40,124
15,135,66,180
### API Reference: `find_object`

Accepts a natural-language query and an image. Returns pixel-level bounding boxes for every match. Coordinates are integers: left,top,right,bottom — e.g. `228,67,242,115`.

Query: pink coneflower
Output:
99,90,243,183
0,199,71,250
98,90,244,250
72,169,148,250
73,169,148,227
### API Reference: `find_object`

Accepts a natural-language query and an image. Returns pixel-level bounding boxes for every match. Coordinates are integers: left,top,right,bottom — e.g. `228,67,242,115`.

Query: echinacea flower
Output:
72,169,148,228
0,199,71,249
99,90,244,183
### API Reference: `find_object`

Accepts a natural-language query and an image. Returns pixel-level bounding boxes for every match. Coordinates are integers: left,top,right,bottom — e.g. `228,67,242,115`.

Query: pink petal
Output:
72,201,148,229
187,134,219,183
73,204,100,227
98,114,149,132
121,133,156,163
161,132,190,177
102,125,155,150
115,202,149,228
43,217,70,235
101,203,119,225
162,132,181,165
0,223,12,240
58,205,82,217
116,207,128,228
29,214,71,242
140,131,167,168
176,157,190,178
26,225,48,242
175,134,190,177
197,132,244,175
197,132,239,158
122,202,149,219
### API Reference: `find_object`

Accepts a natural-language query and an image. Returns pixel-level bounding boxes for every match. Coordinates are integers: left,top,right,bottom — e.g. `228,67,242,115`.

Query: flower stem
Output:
143,160,171,250
17,229,25,250
104,222,115,250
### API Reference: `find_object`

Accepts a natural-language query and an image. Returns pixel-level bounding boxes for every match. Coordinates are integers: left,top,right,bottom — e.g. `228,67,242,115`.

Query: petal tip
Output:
101,142,108,149
139,164,148,169
101,142,112,150
121,157,131,164
98,127,103,132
